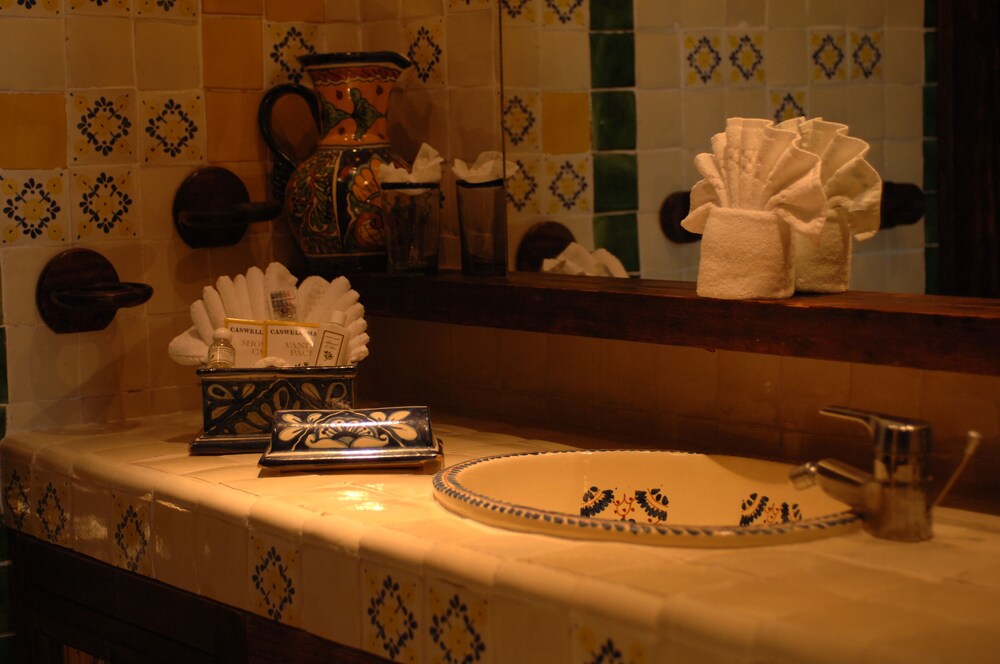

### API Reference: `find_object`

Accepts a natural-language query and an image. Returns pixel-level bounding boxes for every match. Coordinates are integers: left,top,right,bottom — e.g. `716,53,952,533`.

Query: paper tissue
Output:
681,117,826,299
778,117,882,293
542,242,629,278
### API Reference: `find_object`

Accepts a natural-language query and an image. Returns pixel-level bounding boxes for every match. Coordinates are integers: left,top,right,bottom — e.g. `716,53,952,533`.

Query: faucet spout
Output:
790,406,933,542
790,459,880,519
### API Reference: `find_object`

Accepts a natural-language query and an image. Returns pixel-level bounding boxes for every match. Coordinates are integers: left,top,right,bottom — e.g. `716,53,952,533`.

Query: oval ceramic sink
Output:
433,450,860,547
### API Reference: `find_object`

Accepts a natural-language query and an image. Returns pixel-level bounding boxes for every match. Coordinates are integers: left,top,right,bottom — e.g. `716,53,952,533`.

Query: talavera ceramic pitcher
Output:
261,52,411,274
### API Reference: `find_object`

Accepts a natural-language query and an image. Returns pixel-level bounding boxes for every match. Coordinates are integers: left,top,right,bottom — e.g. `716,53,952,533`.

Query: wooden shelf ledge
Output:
351,271,1000,376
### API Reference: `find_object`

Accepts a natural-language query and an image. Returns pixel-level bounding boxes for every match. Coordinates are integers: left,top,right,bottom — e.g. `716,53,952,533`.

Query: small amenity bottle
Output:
206,327,236,369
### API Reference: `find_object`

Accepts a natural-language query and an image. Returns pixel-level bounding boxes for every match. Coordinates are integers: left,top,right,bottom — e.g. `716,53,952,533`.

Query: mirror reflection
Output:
500,1,930,294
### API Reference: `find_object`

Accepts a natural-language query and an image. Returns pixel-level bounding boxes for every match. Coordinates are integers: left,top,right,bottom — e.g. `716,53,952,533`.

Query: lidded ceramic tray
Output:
191,365,356,455
259,407,442,471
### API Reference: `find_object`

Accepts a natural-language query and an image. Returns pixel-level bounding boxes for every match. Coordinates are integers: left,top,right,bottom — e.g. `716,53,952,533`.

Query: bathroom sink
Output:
433,450,860,547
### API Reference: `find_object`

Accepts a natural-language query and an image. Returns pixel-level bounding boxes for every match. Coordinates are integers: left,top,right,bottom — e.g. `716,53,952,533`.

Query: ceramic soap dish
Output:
259,407,443,472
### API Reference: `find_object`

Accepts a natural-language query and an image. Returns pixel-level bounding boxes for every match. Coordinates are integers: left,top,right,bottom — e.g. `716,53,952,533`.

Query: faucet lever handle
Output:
820,405,932,459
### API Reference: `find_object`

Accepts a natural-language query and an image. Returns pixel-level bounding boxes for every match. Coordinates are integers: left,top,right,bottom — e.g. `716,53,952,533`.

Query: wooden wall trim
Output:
351,272,1000,375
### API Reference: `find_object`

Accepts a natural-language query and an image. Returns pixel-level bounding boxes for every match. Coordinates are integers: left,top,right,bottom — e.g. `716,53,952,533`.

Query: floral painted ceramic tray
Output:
259,407,442,471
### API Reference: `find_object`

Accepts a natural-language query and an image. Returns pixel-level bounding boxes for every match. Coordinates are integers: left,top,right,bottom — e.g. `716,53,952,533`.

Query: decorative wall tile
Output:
70,167,137,240
406,18,446,85
363,563,423,662
265,22,320,86
593,153,637,213
68,0,131,16
593,212,639,272
249,530,301,624
505,154,540,217
810,30,847,82
69,91,136,165
65,16,135,89
591,91,636,151
449,0,493,11
542,0,586,28
770,89,806,123
542,153,591,215
202,16,264,89
540,92,590,154
0,170,68,244
426,579,489,664
500,0,536,24
572,623,653,664
111,492,151,575
140,93,205,164
0,0,61,16
502,91,540,152
1,461,31,532
851,30,884,81
726,32,765,84
0,16,66,91
135,0,196,18
30,473,71,546
684,33,723,86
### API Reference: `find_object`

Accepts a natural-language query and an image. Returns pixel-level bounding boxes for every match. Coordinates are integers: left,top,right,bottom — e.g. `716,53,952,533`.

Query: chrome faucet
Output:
789,406,933,542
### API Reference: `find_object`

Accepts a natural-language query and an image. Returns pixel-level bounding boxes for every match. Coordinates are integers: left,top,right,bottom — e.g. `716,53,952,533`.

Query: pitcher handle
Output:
258,84,322,201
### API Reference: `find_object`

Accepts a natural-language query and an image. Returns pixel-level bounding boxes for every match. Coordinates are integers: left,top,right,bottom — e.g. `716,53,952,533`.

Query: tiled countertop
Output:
3,411,1000,663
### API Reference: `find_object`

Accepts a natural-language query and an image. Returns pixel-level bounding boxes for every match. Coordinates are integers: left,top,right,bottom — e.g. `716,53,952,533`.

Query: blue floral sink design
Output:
432,450,860,547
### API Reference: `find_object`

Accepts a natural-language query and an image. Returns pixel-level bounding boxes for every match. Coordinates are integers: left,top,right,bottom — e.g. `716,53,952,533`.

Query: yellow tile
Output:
265,0,324,22
135,20,201,91
921,371,1000,454
0,94,67,169
65,17,135,88
203,16,264,90
67,0,130,15
135,0,197,17
717,350,781,427
206,91,268,162
849,362,923,419
540,92,590,155
203,0,263,14
447,10,497,88
0,18,65,91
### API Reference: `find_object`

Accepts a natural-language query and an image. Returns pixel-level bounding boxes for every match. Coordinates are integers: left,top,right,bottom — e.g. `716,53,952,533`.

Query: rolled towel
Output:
215,276,245,320
343,302,365,325
305,276,351,323
246,266,268,320
202,286,227,330
296,276,330,322
232,274,254,320
168,326,209,366
190,300,215,345
333,289,360,314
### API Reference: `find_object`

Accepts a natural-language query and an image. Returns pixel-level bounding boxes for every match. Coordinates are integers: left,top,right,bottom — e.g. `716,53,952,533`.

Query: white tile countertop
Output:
3,410,1000,663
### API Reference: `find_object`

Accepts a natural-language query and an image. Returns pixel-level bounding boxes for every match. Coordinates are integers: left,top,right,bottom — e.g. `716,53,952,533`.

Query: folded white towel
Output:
696,208,795,299
779,118,882,293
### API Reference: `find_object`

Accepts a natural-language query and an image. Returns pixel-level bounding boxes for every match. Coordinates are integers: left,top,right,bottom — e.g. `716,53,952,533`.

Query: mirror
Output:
499,1,934,294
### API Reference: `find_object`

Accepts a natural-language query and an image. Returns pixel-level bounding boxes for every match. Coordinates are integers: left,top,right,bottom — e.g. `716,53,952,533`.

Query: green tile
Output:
590,33,635,89
922,84,937,137
593,213,640,273
923,31,937,84
924,246,940,294
590,0,633,30
923,192,938,244
922,138,938,192
593,153,638,213
591,91,636,151
924,0,937,28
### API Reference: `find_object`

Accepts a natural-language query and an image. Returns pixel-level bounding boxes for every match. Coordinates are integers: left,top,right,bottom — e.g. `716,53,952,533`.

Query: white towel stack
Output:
681,117,826,299
167,262,369,367
778,117,882,293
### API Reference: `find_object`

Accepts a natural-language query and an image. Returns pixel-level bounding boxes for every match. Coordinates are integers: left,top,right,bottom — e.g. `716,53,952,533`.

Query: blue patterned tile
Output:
364,568,421,661
727,32,765,84
0,170,69,245
684,33,723,86
111,495,150,574
811,31,847,82
851,31,883,80
266,23,319,86
406,19,445,85
427,581,488,664
70,167,137,239
140,93,205,164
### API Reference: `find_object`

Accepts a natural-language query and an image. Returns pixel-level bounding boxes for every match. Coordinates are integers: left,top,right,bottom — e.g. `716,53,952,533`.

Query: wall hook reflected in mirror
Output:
36,249,153,334
172,166,282,248
659,181,926,244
